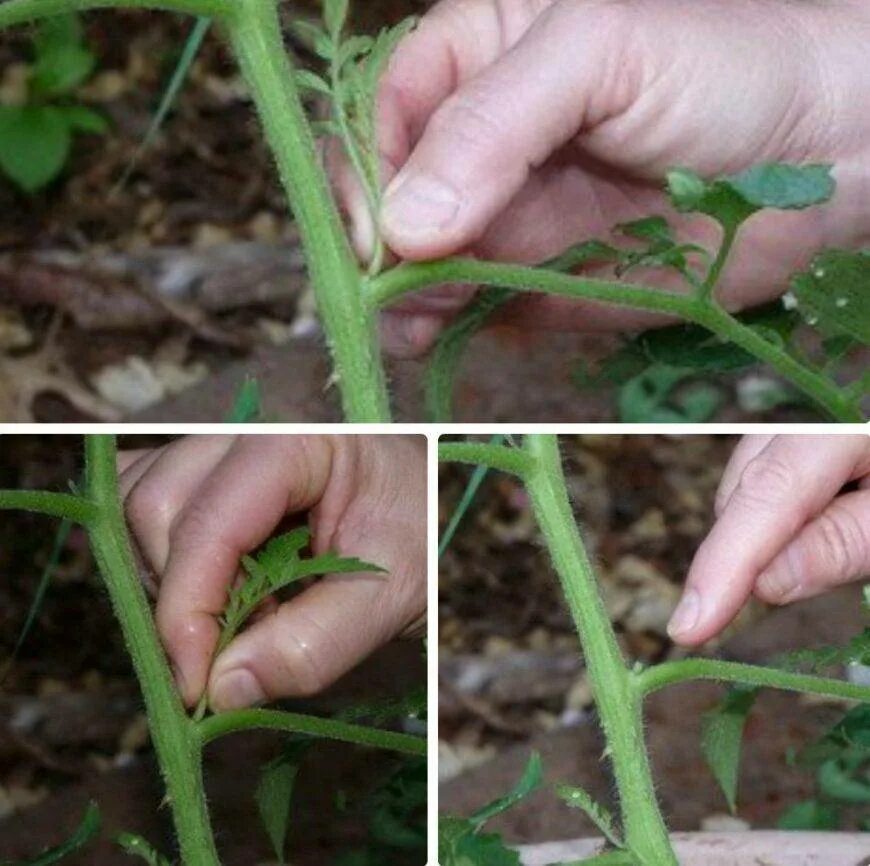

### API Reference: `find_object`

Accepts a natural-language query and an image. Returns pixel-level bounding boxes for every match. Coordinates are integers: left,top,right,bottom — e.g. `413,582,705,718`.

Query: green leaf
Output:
256,741,311,863
470,752,543,828
817,758,870,804
2,801,101,865
291,18,334,59
30,13,95,96
323,0,349,37
361,18,416,91
438,817,521,866
700,685,759,813
544,239,622,273
555,783,622,848
618,365,724,423
0,105,71,192
790,249,870,344
777,799,840,831
115,833,171,866
776,628,870,675
295,69,331,96
59,105,108,134
226,377,262,422
667,163,834,231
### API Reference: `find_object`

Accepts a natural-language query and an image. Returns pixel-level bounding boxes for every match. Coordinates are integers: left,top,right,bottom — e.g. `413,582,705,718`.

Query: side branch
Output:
637,658,870,704
0,0,231,30
438,442,535,478
0,490,98,524
197,709,427,756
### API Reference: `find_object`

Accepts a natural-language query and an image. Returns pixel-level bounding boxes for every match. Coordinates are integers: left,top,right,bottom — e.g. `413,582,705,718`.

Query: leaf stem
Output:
0,490,98,524
197,708,427,755
84,436,219,866
438,441,535,478
637,658,870,703
699,223,737,301
369,258,862,421
224,0,391,422
0,0,230,28
522,435,677,866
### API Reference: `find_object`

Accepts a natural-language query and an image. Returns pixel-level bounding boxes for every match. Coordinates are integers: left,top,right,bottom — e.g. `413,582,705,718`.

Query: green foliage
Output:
700,684,759,813
1,802,101,866
776,628,870,674
616,365,723,423
778,798,840,831
0,13,106,192
226,376,263,423
256,739,311,864
470,752,543,828
115,833,172,866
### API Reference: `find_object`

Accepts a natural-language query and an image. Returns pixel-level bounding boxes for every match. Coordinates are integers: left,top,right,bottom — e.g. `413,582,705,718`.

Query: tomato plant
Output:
0,0,866,423
439,435,870,866
0,434,426,866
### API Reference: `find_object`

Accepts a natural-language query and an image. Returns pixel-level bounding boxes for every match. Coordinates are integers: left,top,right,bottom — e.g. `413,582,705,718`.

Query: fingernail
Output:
667,588,701,639
210,669,266,711
382,173,460,235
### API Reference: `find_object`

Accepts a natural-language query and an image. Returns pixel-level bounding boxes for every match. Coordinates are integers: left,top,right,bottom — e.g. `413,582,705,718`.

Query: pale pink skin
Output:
669,434,870,646
330,0,870,357
116,436,426,711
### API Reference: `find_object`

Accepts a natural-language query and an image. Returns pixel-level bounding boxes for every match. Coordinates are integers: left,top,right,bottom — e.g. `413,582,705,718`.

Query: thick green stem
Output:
438,441,534,478
369,259,861,421
224,0,391,422
522,435,677,866
638,658,870,703
84,436,220,866
198,708,426,755
0,0,230,28
0,490,97,524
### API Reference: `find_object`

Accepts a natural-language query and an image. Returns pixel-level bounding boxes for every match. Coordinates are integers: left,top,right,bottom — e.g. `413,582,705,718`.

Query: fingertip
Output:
379,312,444,359
666,587,704,645
209,667,266,713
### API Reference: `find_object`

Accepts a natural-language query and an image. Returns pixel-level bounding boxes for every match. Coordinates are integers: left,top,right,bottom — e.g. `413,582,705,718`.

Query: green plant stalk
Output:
84,436,220,866
522,435,677,866
0,0,230,28
223,0,390,422
638,658,870,703
370,259,861,422
438,441,535,478
197,708,426,755
0,490,98,524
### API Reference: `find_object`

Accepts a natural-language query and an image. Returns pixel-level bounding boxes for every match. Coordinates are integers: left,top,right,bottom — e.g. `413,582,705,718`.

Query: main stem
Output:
85,436,219,866
224,0,391,422
523,435,676,866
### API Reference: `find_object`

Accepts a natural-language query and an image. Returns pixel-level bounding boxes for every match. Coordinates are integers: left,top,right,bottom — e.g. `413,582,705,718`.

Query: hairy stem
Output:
638,658,870,703
84,436,219,866
0,0,230,27
522,435,677,866
197,708,426,755
369,258,861,422
223,0,390,422
699,223,737,301
0,490,97,524
438,441,535,478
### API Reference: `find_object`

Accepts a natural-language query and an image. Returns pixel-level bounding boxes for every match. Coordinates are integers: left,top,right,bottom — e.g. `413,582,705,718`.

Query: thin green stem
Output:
0,490,97,524
438,441,535,478
369,258,861,422
699,223,737,301
637,658,870,703
84,436,219,866
197,708,427,756
0,0,230,28
522,435,676,866
224,0,390,422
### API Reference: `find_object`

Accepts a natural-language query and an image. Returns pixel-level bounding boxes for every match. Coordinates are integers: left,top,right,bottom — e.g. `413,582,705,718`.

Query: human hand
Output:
117,435,426,711
332,0,870,357
668,434,870,646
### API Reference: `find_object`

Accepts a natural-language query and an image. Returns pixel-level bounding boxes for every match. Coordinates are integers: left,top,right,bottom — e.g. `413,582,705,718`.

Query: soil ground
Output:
0,435,426,865
439,434,869,844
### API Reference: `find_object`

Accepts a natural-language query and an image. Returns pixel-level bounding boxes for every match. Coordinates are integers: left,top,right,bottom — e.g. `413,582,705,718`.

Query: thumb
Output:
380,2,638,260
206,569,416,710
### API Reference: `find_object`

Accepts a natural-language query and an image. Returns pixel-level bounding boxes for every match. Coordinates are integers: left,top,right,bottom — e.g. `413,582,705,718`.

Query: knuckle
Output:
733,455,797,509
432,91,505,152
273,613,329,698
813,505,867,580
126,479,175,537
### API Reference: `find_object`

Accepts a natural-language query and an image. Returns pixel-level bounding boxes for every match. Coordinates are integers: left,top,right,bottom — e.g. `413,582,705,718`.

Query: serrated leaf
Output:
0,105,71,192
59,105,107,134
323,0,349,37
295,69,331,96
776,628,870,674
291,18,334,59
3,801,100,865
256,741,310,864
544,240,622,273
362,18,416,90
617,216,674,244
470,752,543,828
336,34,373,70
555,783,622,848
777,799,840,831
701,685,759,813
790,249,870,344
438,817,521,866
115,833,171,866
